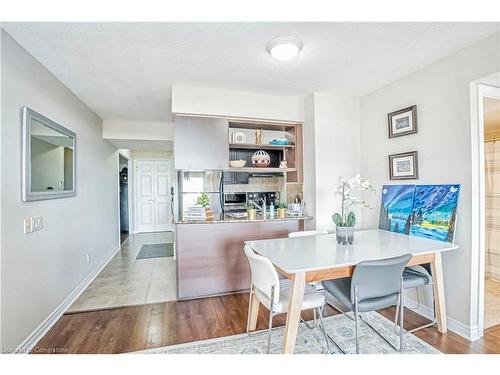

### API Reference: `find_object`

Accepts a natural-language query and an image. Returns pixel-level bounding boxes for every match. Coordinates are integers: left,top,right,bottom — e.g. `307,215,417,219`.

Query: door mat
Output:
136,243,174,259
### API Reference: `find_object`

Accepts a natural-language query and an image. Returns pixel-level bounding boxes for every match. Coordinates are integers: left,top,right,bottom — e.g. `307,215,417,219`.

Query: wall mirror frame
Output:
22,106,76,201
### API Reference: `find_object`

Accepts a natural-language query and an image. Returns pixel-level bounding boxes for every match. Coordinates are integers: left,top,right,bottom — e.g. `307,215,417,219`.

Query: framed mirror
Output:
22,107,76,201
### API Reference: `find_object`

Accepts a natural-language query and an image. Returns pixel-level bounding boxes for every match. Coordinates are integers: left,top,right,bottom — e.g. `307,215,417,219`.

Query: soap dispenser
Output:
269,202,275,218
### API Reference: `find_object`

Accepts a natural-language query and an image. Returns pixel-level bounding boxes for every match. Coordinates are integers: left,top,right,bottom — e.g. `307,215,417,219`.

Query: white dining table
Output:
245,229,459,354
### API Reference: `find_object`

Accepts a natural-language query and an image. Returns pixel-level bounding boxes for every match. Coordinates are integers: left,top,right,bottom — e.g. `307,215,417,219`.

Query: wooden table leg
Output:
248,286,261,331
283,272,305,354
430,252,447,333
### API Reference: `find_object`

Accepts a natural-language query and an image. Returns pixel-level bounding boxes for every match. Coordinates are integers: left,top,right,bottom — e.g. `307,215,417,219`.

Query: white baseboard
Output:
15,245,121,353
403,296,479,341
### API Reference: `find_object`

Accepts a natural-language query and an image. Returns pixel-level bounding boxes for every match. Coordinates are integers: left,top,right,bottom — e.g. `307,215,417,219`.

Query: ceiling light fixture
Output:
267,36,303,61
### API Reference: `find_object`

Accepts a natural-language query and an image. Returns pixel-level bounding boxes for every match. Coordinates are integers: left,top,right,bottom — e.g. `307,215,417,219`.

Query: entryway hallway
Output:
67,232,176,312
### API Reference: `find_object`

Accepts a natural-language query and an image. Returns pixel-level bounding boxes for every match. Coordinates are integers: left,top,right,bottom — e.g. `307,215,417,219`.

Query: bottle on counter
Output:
291,195,302,215
269,202,275,218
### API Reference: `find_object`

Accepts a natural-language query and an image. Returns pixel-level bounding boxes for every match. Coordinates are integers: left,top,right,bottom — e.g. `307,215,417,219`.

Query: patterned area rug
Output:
137,311,440,354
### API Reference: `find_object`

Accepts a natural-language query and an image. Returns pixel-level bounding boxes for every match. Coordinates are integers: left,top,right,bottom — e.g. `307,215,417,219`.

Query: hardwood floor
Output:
32,293,500,354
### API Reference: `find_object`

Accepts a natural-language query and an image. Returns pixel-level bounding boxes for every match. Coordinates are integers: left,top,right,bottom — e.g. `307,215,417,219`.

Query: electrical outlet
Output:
24,218,32,234
86,253,91,264
32,216,43,232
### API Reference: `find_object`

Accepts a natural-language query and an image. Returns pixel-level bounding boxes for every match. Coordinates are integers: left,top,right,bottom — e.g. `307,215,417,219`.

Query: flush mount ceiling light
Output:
267,36,303,61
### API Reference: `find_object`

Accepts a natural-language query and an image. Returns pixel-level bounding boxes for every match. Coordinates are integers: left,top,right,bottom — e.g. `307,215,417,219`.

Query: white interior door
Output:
136,161,155,232
135,160,172,233
154,162,172,231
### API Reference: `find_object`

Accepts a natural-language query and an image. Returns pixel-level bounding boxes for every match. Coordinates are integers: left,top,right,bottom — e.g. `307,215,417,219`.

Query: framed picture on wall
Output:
388,105,418,138
389,151,419,180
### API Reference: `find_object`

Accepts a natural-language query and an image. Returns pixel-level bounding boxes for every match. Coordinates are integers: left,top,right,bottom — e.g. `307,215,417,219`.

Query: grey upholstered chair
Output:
244,245,332,354
395,264,435,333
322,254,412,354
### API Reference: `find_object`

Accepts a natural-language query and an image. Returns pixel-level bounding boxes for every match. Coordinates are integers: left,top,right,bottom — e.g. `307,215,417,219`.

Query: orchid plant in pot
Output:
332,174,375,244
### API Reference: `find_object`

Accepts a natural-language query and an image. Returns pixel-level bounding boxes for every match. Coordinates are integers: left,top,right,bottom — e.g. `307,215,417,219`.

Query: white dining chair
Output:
288,229,329,327
288,230,329,238
244,245,332,354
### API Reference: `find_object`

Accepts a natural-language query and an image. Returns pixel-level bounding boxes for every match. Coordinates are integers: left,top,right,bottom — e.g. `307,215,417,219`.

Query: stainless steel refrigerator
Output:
177,170,223,220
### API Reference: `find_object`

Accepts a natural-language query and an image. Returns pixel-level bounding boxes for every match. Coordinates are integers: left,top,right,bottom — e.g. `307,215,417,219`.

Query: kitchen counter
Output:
175,215,311,300
174,214,312,225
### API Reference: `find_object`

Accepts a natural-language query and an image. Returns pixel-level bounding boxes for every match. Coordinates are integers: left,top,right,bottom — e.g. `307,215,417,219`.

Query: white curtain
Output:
485,141,500,280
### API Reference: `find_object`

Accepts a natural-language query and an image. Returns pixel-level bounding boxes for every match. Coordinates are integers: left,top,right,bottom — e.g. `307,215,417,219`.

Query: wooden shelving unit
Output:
229,142,295,150
226,167,296,173
226,121,303,193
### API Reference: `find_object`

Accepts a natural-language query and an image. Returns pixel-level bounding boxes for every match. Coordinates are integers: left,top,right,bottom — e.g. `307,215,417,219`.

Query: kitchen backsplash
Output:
224,176,303,204
286,183,303,203
224,176,283,193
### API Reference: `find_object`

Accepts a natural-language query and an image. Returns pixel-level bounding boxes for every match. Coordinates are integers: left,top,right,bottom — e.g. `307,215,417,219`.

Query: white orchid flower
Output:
333,174,376,226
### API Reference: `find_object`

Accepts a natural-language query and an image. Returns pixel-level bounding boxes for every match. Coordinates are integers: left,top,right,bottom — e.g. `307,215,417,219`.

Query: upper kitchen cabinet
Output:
174,116,229,170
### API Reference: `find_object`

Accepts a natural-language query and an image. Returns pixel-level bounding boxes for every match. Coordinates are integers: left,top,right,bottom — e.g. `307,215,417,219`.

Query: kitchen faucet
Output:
251,196,266,216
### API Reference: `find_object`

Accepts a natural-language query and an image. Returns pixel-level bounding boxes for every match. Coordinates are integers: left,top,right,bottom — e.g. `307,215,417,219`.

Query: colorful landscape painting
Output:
379,185,415,234
409,185,460,242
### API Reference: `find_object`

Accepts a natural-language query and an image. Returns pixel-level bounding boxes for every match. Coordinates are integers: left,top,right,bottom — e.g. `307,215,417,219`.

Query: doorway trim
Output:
118,152,132,245
470,81,500,339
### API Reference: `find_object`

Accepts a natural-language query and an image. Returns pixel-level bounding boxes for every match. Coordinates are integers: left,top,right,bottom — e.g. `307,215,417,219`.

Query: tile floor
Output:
67,231,176,312
485,277,500,329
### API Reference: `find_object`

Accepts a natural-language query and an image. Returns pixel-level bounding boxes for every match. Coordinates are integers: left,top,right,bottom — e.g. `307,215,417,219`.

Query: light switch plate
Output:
32,216,43,231
24,218,32,234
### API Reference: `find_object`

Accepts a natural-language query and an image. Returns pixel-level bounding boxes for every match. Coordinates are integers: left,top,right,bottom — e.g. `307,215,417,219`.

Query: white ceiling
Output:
3,22,499,123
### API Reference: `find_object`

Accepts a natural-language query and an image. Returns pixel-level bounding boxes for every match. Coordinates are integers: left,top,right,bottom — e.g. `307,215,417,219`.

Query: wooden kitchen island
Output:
175,216,312,300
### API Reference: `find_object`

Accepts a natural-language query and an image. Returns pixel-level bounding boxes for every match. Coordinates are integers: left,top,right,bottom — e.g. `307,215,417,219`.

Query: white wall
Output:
172,84,304,123
303,94,317,230
118,148,133,160
103,119,174,141
303,92,361,231
359,32,500,337
132,150,173,160
0,30,119,350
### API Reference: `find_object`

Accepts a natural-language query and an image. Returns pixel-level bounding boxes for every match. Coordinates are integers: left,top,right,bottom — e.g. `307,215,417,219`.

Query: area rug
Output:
137,311,440,354
136,243,174,259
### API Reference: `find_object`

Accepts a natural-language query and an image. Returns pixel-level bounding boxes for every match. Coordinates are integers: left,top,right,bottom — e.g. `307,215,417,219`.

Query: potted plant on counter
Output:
246,201,257,220
196,192,214,221
332,174,375,244
277,201,287,219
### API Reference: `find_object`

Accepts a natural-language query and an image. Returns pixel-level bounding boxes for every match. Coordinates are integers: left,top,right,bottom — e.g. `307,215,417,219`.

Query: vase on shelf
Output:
336,226,354,245
251,150,270,168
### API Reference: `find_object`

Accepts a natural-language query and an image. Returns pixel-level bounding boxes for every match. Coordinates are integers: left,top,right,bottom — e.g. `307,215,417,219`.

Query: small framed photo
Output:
389,151,419,180
388,105,417,138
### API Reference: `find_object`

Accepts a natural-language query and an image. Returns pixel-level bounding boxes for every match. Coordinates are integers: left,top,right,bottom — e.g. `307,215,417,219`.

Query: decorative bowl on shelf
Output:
270,138,289,145
229,160,246,168
251,150,271,168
